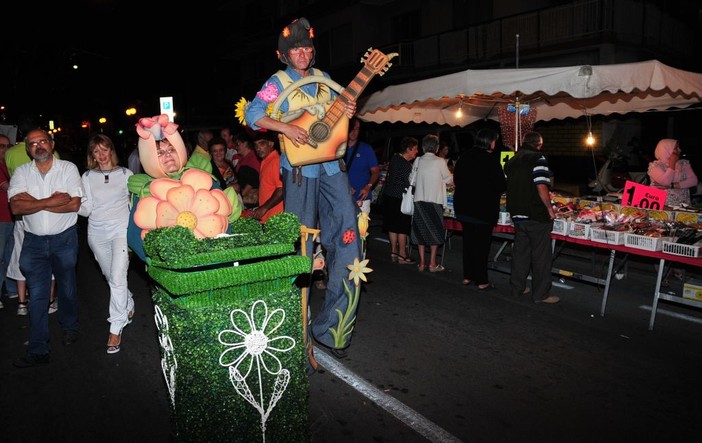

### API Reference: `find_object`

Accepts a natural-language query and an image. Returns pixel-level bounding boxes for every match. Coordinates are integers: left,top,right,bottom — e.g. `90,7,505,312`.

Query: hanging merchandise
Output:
497,102,537,150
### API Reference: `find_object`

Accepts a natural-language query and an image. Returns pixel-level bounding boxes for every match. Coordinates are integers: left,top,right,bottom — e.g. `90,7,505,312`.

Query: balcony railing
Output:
377,0,696,75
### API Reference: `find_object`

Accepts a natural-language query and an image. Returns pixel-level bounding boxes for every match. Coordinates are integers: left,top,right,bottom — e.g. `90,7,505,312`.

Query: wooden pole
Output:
300,225,320,371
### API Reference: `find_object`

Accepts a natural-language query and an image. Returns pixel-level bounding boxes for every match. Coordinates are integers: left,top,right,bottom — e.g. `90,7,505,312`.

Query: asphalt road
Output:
2,216,702,442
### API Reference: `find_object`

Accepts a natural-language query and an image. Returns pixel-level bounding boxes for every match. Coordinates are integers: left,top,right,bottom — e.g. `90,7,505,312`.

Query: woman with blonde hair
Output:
79,133,134,354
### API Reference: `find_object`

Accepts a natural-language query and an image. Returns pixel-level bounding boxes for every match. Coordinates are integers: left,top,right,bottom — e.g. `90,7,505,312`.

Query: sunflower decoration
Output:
235,96,282,127
235,97,249,126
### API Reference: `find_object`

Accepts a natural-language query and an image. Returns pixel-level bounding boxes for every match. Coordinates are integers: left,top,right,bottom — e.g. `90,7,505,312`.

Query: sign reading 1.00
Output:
622,180,667,209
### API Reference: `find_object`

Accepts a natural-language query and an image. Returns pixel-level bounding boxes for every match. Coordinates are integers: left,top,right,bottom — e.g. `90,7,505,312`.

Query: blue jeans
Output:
0,221,14,294
282,168,362,349
20,225,79,356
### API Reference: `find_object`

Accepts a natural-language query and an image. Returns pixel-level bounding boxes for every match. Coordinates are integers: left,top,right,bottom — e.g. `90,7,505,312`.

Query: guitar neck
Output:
323,64,379,127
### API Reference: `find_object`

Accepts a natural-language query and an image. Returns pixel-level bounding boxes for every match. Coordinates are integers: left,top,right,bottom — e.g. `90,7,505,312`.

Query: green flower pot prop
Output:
144,213,312,442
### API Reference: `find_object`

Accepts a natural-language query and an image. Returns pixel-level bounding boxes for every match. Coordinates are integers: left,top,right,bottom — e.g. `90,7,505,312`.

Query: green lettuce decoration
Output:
145,212,311,442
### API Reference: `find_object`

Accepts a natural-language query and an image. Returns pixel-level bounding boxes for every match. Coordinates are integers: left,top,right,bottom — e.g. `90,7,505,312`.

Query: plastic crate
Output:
497,212,512,226
590,228,627,245
568,222,602,240
662,240,702,258
551,218,569,235
624,233,672,252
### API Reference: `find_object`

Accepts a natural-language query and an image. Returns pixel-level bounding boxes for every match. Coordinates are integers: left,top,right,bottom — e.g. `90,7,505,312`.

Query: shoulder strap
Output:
409,158,419,186
274,70,293,86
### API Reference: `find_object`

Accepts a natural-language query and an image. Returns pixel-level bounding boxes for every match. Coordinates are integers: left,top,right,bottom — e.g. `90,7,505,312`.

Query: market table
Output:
444,217,702,330
552,233,702,330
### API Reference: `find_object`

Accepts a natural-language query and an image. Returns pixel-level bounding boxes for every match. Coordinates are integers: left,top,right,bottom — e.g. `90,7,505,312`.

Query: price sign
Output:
500,151,514,171
622,180,667,209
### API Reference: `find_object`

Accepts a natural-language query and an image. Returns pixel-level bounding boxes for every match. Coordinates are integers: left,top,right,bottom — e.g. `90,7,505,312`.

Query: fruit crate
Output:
662,240,702,258
551,218,569,235
590,228,627,245
624,233,672,252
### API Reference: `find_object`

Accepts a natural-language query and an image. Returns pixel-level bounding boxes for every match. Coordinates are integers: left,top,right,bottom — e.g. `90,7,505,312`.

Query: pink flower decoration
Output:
257,82,279,103
133,169,231,239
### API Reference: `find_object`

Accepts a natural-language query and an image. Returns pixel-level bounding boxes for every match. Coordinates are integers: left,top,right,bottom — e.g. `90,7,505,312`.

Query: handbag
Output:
400,186,415,215
400,159,419,216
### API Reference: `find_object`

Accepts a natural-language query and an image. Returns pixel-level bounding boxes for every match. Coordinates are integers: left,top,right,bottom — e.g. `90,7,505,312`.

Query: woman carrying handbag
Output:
381,137,419,264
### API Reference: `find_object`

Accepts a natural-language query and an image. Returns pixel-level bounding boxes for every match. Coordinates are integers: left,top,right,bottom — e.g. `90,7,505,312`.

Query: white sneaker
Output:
7,293,18,299
48,300,58,314
17,302,28,316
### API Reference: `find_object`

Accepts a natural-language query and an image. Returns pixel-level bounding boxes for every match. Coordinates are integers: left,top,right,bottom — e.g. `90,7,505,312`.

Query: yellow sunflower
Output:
235,97,249,126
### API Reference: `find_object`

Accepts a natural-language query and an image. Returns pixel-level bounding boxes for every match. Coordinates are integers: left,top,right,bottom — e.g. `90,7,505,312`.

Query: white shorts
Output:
6,220,25,281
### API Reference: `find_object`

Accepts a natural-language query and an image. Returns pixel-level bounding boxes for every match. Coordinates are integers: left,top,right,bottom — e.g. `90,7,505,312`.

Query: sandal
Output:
417,264,425,272
107,334,121,355
390,253,399,263
397,256,416,265
127,311,134,325
429,264,445,273
462,279,472,286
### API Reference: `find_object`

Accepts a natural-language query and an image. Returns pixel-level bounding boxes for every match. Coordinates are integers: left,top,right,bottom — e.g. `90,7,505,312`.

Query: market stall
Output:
482,204,702,331
358,59,702,129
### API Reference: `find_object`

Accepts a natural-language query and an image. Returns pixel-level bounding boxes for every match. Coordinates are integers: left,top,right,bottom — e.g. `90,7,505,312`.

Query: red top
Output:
236,151,261,173
258,150,283,223
0,163,12,223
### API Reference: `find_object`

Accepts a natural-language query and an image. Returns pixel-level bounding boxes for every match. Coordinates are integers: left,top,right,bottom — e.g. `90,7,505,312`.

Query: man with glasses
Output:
9,129,85,367
5,121,60,317
126,129,189,262
245,17,361,363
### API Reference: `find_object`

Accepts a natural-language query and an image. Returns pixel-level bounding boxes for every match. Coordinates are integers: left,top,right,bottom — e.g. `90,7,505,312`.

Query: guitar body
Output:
280,103,350,167
274,48,397,167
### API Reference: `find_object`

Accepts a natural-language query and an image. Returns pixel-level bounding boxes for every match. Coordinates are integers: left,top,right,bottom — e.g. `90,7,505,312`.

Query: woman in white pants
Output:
79,134,134,354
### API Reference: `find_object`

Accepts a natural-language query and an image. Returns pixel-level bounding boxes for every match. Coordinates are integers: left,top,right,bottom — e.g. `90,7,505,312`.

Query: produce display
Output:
499,193,702,252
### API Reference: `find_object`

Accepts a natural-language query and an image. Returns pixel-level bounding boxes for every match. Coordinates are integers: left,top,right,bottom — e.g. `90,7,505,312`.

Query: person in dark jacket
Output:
453,128,506,289
504,131,560,304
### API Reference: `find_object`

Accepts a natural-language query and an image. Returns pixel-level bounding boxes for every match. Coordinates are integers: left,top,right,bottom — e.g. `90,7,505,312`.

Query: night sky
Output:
3,1,232,131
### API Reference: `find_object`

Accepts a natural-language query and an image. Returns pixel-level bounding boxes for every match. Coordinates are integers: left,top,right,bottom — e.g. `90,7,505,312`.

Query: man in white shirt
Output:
9,129,85,368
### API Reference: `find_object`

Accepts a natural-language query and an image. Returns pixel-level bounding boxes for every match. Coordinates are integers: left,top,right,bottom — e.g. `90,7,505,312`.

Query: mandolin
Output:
280,48,397,167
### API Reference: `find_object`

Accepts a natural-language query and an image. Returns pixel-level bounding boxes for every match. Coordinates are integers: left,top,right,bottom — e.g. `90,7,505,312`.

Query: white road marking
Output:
314,347,463,443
